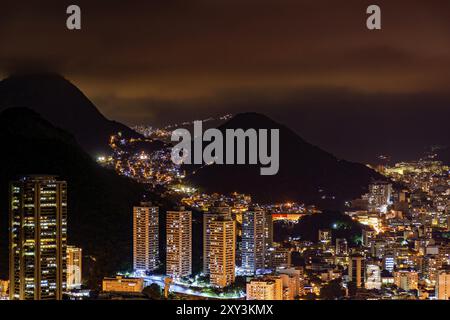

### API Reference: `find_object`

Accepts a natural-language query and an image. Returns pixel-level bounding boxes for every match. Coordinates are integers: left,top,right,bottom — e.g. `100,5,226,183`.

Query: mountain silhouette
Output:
0,107,147,286
186,112,384,209
0,73,140,156
437,146,450,165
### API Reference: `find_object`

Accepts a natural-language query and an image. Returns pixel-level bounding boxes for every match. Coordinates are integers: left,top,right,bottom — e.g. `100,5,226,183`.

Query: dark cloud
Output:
1,0,450,162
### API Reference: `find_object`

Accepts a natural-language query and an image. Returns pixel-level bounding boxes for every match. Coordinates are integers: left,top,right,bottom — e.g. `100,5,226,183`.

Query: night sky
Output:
1,0,450,162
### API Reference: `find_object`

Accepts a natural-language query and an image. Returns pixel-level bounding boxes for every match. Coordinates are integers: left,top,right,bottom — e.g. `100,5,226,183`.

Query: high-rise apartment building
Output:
9,176,67,300
166,208,192,278
67,246,82,289
383,253,395,273
277,267,304,298
371,240,386,259
335,238,348,255
207,215,236,288
246,277,283,300
365,262,382,290
349,255,365,288
242,207,266,274
367,181,392,213
422,255,439,283
264,212,274,268
269,248,292,269
0,280,9,299
133,202,159,272
362,229,376,247
264,212,273,249
102,276,144,293
319,229,332,246
203,204,232,275
393,269,419,291
436,269,450,300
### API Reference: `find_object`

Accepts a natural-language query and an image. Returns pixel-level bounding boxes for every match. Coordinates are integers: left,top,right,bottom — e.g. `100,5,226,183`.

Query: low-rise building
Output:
102,276,144,293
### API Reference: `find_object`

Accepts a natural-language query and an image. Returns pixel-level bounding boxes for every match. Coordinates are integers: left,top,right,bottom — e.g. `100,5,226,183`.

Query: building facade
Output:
246,277,283,300
436,269,450,300
102,276,144,293
9,176,67,300
166,208,192,278
365,263,382,290
203,205,232,275
207,216,236,287
277,267,304,299
319,229,332,246
67,246,82,289
269,248,292,269
335,238,348,255
242,208,266,274
393,270,419,291
349,255,365,288
133,202,159,272
367,181,393,213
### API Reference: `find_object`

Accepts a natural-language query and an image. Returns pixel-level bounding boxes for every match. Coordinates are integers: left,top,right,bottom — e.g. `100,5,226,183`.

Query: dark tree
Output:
143,284,162,300
347,281,358,297
320,279,345,300
304,293,317,300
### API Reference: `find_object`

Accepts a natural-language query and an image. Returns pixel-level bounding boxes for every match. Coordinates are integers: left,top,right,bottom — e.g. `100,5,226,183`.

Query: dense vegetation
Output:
0,108,145,286
274,211,366,246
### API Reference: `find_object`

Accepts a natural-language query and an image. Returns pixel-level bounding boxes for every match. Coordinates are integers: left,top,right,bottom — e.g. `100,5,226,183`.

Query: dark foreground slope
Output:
0,108,143,286
187,113,384,209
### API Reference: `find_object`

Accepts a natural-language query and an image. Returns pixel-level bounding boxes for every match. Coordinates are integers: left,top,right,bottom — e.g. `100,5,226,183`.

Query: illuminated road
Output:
141,275,244,299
